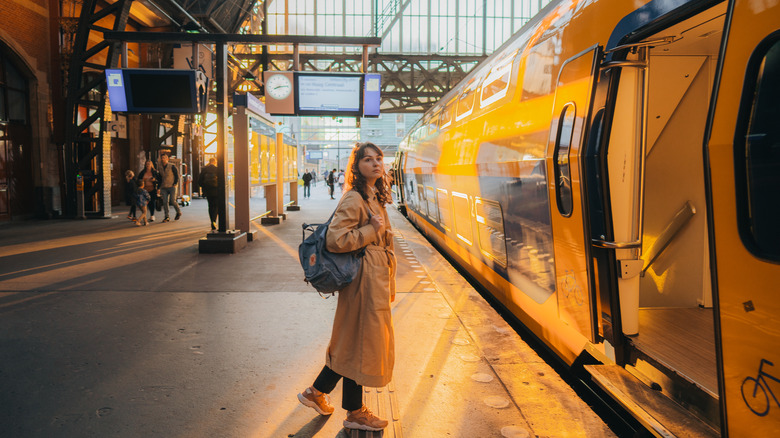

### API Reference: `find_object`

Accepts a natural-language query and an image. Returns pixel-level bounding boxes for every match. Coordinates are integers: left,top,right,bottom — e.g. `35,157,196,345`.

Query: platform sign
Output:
105,69,128,112
234,92,275,123
363,73,381,117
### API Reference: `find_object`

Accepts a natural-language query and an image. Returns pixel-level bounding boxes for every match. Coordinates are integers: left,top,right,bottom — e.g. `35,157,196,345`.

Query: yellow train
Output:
393,0,780,435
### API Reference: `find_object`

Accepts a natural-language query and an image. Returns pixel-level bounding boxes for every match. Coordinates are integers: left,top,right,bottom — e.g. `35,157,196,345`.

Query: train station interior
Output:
2,0,780,437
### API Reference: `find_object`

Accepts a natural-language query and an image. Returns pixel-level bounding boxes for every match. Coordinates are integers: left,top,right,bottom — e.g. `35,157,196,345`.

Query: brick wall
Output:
0,0,51,74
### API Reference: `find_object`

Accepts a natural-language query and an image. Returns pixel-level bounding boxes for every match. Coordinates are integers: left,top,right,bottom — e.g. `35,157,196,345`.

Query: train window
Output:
738,37,780,259
521,36,555,101
456,78,480,121
553,103,576,216
480,52,516,108
417,184,427,216
406,178,416,209
437,188,452,231
439,100,456,129
452,192,473,245
475,198,507,267
426,186,438,222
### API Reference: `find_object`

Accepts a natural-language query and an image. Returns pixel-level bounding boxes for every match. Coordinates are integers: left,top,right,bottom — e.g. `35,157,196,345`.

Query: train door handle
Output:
591,238,641,249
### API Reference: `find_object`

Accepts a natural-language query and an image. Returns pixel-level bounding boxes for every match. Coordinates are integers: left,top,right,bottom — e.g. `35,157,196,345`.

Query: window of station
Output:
425,185,438,222
738,37,780,260
437,188,452,231
452,192,473,245
480,51,516,108
475,198,508,267
0,57,28,124
553,103,575,216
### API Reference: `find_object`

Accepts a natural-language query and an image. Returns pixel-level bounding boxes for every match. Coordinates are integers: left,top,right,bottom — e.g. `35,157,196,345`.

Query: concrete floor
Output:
0,184,614,438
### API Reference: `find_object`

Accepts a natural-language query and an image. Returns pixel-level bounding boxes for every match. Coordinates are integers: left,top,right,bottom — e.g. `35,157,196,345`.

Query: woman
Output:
136,160,160,223
297,142,397,432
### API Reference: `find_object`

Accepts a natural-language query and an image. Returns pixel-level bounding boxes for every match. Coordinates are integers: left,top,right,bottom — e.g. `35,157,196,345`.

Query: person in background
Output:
327,168,336,199
124,170,136,221
297,142,397,432
198,157,220,231
337,170,345,192
158,152,182,222
134,179,150,226
136,160,160,223
302,168,313,198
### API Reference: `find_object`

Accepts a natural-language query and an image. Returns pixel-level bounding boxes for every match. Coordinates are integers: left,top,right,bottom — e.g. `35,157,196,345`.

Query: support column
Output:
216,42,230,232
276,132,285,217
261,132,286,225
234,105,254,240
199,42,246,253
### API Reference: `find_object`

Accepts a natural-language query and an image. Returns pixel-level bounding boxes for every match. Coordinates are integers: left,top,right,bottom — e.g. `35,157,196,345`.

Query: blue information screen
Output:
363,74,381,117
105,69,128,112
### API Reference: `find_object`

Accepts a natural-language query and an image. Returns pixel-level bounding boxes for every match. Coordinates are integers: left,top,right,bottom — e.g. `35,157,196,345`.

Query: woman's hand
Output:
370,213,384,233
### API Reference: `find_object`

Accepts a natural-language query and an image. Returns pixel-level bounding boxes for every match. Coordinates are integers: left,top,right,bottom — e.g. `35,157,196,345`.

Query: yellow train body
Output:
396,0,780,435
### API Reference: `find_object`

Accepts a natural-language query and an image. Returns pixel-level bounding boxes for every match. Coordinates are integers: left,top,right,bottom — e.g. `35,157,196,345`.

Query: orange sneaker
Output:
343,406,388,431
297,387,334,416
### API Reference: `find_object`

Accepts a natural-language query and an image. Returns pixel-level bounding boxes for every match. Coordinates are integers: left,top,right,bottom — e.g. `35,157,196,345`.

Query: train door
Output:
393,150,406,213
546,46,601,343
592,5,729,430
706,1,780,435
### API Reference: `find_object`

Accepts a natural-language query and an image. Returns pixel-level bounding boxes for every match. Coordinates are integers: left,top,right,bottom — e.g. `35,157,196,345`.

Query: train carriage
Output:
394,0,780,436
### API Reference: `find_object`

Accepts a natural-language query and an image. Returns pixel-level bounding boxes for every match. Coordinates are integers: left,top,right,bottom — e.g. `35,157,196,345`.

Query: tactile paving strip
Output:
348,382,402,438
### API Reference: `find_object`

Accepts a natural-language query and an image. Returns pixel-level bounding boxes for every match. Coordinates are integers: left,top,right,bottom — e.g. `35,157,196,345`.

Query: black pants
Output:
206,195,218,229
313,365,363,411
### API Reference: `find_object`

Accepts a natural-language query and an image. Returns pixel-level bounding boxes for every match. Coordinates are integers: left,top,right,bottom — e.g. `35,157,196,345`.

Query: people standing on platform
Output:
158,152,182,222
327,169,336,199
297,142,397,432
302,169,312,198
136,159,160,223
124,170,137,221
133,179,150,226
337,170,345,192
311,170,317,186
198,157,220,231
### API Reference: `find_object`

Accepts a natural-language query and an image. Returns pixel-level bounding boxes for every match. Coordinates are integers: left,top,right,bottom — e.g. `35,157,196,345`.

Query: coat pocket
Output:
362,257,391,312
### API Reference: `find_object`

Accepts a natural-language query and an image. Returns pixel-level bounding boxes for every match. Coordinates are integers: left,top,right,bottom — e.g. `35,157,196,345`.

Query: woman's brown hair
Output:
343,142,391,205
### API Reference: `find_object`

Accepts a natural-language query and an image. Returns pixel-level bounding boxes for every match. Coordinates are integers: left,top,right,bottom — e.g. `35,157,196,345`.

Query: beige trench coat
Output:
325,189,397,388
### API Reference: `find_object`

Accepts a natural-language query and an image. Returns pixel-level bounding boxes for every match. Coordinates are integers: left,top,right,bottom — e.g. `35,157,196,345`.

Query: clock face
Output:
266,74,292,100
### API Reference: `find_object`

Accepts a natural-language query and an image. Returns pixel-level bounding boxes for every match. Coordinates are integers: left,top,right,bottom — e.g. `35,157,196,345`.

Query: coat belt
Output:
366,245,395,268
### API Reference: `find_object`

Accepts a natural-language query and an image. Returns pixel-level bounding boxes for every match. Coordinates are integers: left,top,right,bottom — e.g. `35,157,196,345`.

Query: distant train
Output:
393,0,780,436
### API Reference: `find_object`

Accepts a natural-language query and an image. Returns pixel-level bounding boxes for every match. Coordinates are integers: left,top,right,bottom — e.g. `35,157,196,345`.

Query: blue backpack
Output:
299,212,366,297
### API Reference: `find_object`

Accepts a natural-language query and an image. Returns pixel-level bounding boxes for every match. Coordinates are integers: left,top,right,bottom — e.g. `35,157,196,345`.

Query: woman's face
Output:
144,161,152,170
358,147,384,183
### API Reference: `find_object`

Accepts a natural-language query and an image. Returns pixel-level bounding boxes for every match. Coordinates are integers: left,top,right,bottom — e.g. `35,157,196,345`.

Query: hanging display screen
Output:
295,73,363,117
105,69,207,114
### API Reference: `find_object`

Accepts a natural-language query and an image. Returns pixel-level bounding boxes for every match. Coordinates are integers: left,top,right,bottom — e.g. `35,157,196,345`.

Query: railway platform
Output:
0,185,613,438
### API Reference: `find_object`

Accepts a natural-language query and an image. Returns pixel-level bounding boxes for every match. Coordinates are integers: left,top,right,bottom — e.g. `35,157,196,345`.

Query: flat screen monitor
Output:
106,69,204,114
295,73,363,117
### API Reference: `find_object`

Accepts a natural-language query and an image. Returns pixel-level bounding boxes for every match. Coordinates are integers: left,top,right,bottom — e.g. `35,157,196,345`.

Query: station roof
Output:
133,0,256,34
